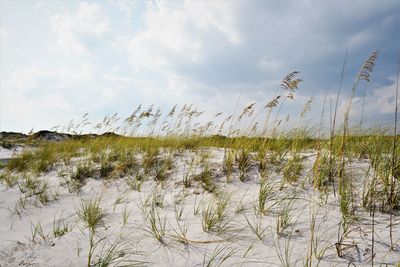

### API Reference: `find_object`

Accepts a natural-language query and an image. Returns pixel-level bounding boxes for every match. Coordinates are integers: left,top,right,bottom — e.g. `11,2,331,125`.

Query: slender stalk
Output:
360,85,367,130
272,98,288,134
332,49,348,138
339,51,379,195
372,178,375,266
224,88,242,166
262,107,274,137
88,230,95,267
329,97,333,138
319,92,328,140
390,54,399,250
262,89,284,136
308,199,316,267
330,49,348,197
227,89,242,138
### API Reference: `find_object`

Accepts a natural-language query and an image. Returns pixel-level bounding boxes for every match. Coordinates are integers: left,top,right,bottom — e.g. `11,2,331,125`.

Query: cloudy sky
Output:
0,0,399,133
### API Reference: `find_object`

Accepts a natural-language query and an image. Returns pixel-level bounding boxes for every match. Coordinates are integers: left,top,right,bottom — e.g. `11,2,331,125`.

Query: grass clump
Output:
125,171,145,191
33,145,57,173
363,155,400,213
77,197,106,232
17,174,50,205
282,155,303,185
236,149,252,182
53,215,70,238
195,166,216,193
143,147,160,173
0,171,19,187
90,239,143,267
223,150,235,179
7,145,57,174
201,195,229,233
257,181,274,216
154,155,174,182
202,244,236,267
71,162,95,185
7,151,35,172
30,222,48,243
145,205,166,243
276,199,294,236
99,160,114,179
312,153,337,190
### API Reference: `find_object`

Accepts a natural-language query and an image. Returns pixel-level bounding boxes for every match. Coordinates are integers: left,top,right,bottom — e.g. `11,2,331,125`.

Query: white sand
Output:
0,148,399,266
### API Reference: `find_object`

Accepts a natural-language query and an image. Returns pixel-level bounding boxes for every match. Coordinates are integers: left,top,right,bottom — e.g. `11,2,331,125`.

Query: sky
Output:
0,0,399,134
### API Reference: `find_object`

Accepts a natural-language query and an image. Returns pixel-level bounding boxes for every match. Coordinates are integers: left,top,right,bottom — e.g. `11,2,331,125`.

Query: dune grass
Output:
1,50,399,266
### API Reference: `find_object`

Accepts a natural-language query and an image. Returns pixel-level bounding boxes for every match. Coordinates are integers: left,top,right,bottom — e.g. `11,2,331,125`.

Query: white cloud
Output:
50,3,110,54
127,1,241,70
259,58,284,73
8,62,92,92
102,73,135,84
183,1,241,44
124,0,399,94
348,30,373,49
332,77,398,128
0,28,8,39
353,79,398,116
3,92,74,131
107,0,136,17
3,62,111,131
